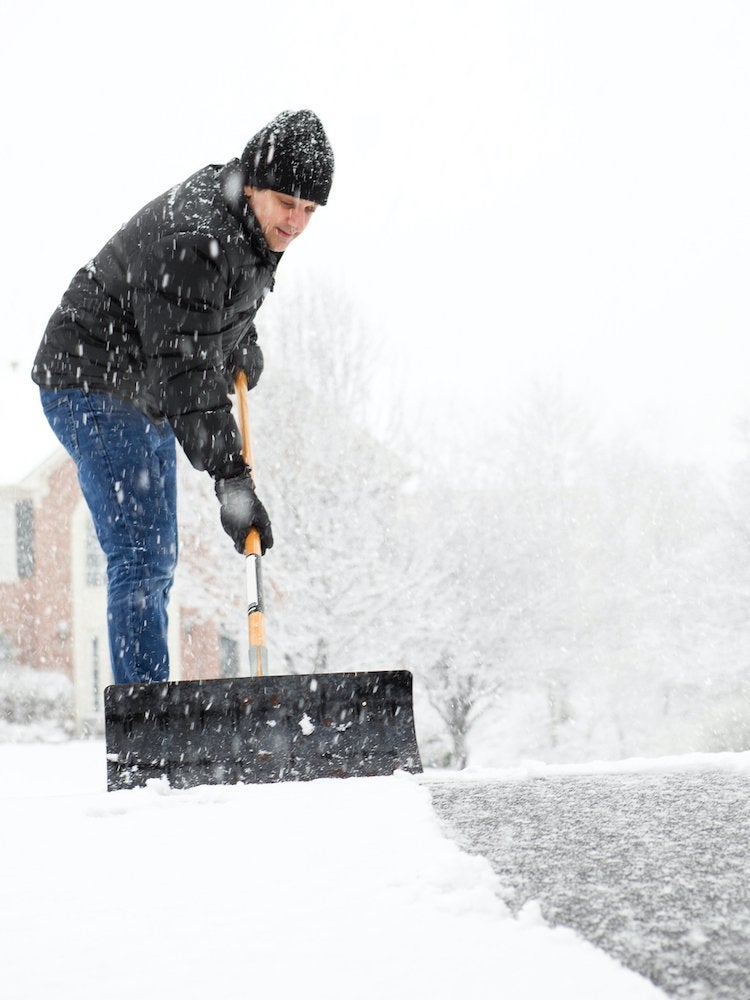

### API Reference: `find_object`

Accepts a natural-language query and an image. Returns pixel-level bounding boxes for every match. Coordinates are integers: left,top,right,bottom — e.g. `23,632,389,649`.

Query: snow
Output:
0,742,668,1000
425,750,750,783
298,711,315,735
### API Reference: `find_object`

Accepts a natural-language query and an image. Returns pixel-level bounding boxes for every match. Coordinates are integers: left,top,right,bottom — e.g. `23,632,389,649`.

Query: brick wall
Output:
0,454,76,677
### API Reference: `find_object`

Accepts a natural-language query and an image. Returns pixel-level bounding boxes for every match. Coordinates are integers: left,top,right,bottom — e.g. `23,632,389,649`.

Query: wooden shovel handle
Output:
235,371,267,675
235,371,262,558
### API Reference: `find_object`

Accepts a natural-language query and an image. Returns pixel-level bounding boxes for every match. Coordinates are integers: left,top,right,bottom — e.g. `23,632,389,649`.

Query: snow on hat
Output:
241,110,334,206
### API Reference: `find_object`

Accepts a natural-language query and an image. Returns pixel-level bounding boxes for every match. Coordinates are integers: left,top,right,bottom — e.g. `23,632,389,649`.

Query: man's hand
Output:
214,469,274,554
227,339,264,391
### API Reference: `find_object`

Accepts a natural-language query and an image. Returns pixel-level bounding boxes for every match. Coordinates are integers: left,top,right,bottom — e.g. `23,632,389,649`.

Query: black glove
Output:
214,469,274,554
227,339,264,391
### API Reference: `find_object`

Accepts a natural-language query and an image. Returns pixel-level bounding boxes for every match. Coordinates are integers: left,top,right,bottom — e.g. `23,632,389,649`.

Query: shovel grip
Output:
244,526,262,558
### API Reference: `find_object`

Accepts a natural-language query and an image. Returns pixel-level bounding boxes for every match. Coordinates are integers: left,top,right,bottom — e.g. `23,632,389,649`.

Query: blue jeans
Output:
40,390,178,685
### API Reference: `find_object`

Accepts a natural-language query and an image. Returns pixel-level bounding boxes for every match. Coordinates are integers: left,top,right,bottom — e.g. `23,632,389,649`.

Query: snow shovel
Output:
104,373,422,790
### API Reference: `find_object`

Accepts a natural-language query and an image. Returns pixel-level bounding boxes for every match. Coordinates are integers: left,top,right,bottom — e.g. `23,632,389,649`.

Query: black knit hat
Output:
240,110,334,205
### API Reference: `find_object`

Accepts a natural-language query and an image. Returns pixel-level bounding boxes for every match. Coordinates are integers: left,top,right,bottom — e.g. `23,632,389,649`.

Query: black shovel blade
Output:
104,670,422,791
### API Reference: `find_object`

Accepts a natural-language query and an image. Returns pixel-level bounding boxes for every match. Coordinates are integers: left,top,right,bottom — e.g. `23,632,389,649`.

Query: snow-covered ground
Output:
425,749,750,783
0,743,667,999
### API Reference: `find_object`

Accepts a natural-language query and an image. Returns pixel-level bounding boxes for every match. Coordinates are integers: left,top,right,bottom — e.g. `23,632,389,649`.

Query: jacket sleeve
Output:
131,233,246,478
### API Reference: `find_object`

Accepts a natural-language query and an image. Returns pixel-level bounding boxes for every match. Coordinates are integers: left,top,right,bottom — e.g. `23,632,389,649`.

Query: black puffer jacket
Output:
32,160,280,479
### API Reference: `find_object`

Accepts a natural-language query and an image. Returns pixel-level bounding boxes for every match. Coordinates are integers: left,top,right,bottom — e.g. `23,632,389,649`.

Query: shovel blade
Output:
105,670,422,791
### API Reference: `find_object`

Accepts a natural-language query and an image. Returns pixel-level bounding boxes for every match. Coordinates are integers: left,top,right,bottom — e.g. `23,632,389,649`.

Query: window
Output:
91,636,101,706
219,634,240,678
85,518,107,587
16,500,34,579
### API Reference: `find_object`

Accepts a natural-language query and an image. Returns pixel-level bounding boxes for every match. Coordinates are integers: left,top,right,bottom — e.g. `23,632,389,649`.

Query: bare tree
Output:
422,653,504,769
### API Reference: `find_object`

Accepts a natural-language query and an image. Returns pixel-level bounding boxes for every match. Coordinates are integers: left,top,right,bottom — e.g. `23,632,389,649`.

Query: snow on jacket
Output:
32,160,280,479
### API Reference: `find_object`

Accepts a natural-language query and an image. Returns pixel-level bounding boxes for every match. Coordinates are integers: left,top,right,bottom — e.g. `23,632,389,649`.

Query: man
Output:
32,109,334,686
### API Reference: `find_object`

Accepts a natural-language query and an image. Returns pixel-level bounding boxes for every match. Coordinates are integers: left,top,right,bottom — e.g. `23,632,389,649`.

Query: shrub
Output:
0,664,74,741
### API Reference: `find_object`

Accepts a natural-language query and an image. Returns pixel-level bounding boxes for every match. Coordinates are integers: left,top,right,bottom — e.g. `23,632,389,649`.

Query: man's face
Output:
244,186,318,252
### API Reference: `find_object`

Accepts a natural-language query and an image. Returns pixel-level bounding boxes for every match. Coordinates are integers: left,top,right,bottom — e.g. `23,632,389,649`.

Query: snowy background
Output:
2,0,750,764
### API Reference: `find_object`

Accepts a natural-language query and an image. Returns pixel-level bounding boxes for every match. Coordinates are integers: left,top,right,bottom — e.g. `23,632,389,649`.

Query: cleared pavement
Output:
429,768,750,999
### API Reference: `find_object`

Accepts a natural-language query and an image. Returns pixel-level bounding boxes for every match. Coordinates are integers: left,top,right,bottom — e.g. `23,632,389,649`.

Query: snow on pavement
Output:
423,750,750,784
0,742,667,1000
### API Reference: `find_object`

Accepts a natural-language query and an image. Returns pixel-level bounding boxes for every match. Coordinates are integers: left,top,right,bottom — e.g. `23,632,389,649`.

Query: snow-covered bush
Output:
0,664,74,741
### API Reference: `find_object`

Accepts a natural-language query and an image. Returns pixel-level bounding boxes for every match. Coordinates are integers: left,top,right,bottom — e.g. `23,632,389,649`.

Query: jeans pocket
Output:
41,390,69,415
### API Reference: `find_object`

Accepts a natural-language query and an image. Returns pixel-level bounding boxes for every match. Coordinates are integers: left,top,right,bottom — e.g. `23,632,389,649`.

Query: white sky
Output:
1,0,749,481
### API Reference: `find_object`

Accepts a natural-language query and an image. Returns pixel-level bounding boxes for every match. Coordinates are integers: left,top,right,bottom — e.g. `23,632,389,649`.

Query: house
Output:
0,448,244,734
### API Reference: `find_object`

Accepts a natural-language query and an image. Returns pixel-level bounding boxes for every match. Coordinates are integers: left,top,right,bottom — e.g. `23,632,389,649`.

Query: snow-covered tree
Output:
443,379,747,762
176,270,421,677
